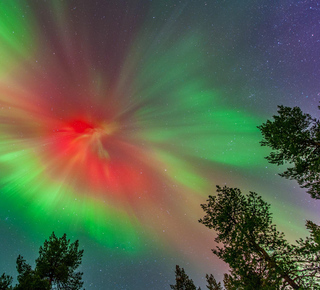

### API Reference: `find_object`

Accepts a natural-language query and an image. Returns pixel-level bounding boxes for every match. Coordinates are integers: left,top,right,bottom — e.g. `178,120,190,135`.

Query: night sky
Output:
0,1,319,289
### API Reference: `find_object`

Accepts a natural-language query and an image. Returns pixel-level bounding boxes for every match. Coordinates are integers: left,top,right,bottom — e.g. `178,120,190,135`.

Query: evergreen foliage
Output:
170,265,199,290
258,105,320,198
199,186,297,289
36,232,84,289
291,220,320,288
0,232,83,290
15,255,50,290
0,273,13,290
205,274,223,290
198,185,320,289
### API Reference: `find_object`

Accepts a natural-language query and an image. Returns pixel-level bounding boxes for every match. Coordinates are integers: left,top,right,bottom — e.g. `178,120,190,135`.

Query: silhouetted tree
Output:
0,273,13,290
206,274,223,290
199,185,320,289
15,255,50,290
258,105,320,198
35,232,84,289
1,232,83,289
170,265,199,290
291,220,320,288
222,274,236,290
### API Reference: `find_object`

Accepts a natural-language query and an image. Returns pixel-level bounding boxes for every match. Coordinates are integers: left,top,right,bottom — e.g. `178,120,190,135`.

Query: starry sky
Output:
0,1,319,289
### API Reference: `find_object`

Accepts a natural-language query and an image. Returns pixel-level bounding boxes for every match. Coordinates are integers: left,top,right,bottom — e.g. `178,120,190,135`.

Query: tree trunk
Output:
252,242,299,289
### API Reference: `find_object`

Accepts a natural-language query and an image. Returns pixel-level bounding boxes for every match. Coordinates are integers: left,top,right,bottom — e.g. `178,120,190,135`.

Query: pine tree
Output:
205,274,223,290
15,255,50,290
170,265,200,290
1,232,84,289
0,273,13,290
199,185,320,289
291,221,320,287
35,232,84,289
258,105,320,198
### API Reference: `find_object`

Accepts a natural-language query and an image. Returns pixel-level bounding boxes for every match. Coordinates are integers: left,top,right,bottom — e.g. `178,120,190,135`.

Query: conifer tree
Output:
0,273,13,290
35,232,84,289
199,185,320,289
0,232,83,290
170,265,200,290
205,274,223,290
258,105,320,198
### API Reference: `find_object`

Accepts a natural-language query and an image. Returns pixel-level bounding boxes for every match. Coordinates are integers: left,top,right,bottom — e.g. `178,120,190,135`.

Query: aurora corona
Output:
2,1,316,288
0,1,265,252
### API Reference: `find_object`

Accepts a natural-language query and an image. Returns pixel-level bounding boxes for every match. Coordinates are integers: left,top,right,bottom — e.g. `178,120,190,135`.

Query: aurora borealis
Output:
1,1,320,289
